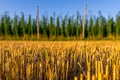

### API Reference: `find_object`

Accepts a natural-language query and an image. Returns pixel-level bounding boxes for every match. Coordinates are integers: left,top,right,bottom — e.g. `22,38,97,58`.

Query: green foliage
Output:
5,16,12,36
66,17,72,37
56,17,61,37
116,12,120,36
21,13,26,37
0,11,120,40
94,17,99,37
76,12,79,37
0,16,5,36
49,16,55,37
13,14,18,37
27,15,33,35
62,18,66,37
85,20,88,38
32,19,37,34
88,16,94,38
102,18,107,37
42,15,47,38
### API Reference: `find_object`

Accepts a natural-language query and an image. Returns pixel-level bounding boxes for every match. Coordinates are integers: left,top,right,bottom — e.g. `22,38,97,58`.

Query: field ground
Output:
0,41,120,80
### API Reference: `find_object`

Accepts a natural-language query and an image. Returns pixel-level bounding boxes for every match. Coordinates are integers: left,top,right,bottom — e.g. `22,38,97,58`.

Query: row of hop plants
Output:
0,41,120,80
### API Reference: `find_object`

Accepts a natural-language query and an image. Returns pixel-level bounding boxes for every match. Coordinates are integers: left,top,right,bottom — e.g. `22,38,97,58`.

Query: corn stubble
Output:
0,41,120,80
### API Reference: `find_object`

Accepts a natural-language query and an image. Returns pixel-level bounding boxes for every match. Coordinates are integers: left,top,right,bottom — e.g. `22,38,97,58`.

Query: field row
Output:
0,41,120,80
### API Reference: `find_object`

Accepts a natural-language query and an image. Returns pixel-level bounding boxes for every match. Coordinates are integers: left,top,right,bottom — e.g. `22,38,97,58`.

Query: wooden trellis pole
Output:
36,6,39,39
82,4,87,40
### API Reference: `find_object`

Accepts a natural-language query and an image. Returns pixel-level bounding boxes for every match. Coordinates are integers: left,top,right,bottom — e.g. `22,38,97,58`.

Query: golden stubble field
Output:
0,41,120,80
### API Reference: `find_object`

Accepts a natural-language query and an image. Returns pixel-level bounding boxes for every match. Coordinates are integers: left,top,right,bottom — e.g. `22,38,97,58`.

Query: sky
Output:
0,0,120,19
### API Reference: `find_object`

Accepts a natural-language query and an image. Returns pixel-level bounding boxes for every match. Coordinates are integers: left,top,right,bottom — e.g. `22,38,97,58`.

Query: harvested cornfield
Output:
0,41,120,80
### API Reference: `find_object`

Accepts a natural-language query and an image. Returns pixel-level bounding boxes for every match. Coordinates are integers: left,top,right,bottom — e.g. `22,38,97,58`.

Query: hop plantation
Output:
0,41,120,80
0,11,120,40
